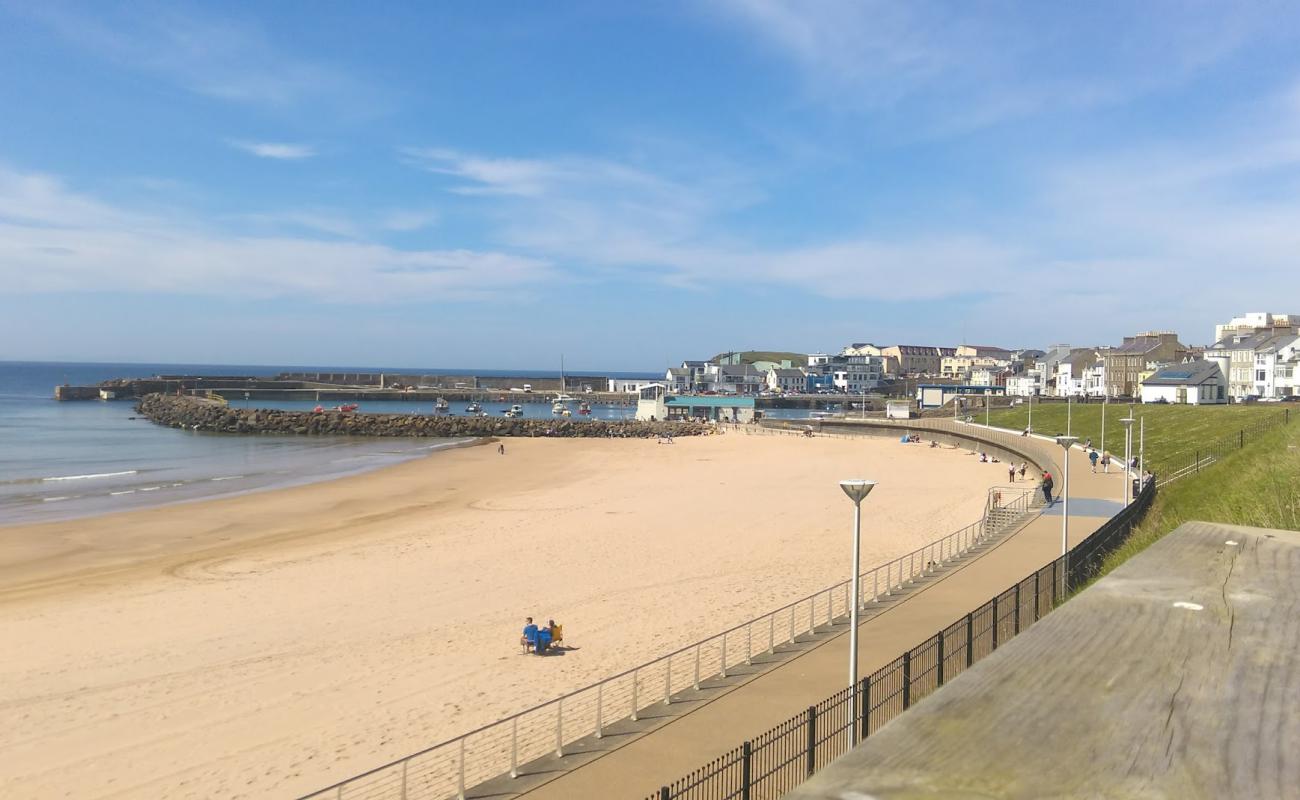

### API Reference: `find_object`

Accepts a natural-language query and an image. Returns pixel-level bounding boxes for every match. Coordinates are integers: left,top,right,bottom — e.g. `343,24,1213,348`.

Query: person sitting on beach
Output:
979,452,988,462
929,440,938,448
521,617,538,652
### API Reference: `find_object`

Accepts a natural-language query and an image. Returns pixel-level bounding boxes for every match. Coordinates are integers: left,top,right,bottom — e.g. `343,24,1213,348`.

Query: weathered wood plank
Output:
788,520,1300,800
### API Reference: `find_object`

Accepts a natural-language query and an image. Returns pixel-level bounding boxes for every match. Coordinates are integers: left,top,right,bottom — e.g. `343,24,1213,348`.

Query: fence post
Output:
903,651,912,708
806,705,817,776
660,787,670,800
511,716,520,775
631,668,639,721
966,612,974,668
1239,429,1244,449
457,738,466,800
937,630,946,686
861,676,871,739
556,697,564,757
992,596,1000,651
741,740,753,800
1014,583,1021,636
1034,570,1041,621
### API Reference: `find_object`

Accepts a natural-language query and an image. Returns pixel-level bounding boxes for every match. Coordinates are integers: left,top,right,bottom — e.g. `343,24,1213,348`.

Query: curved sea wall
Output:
135,394,710,438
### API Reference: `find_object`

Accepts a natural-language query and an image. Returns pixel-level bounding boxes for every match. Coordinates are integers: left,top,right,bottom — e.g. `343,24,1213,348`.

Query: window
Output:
1256,370,1266,382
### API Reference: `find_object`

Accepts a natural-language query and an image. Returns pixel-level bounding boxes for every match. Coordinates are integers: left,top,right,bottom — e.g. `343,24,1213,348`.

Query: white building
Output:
1252,334,1300,399
1215,312,1298,343
610,378,664,394
766,367,807,393
1005,370,1044,397
1140,361,1227,405
831,355,885,393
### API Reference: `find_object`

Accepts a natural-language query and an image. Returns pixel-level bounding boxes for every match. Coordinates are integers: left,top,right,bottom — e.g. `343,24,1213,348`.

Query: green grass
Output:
710,351,808,367
978,403,1290,476
1098,420,1300,578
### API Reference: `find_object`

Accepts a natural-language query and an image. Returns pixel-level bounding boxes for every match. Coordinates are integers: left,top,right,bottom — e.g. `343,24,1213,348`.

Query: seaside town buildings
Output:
1102,332,1190,397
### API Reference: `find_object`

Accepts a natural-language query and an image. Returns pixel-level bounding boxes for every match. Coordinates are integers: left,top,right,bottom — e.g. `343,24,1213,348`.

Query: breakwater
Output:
135,394,710,438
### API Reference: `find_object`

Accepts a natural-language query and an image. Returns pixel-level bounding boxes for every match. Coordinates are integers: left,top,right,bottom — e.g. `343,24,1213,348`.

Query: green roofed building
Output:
636,385,757,423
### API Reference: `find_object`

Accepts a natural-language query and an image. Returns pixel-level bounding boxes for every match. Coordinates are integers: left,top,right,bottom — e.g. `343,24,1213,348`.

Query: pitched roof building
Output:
1102,332,1189,397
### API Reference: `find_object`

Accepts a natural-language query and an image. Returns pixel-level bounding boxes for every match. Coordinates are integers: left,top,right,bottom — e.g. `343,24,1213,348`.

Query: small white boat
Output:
503,404,524,418
465,402,482,413
435,398,450,413
552,400,568,415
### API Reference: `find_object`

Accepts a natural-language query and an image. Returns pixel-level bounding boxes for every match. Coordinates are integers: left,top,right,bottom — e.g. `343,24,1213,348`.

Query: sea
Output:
0,360,666,525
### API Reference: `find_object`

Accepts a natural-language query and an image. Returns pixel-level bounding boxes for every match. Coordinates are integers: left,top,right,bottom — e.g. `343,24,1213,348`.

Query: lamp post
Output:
1139,416,1145,479
1067,395,1072,437
1100,395,1107,457
985,392,990,428
1120,418,1135,506
840,479,876,746
1056,437,1078,571
1028,392,1033,434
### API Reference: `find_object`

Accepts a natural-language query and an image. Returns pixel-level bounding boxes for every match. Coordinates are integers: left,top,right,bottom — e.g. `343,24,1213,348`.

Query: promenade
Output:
515,431,1128,799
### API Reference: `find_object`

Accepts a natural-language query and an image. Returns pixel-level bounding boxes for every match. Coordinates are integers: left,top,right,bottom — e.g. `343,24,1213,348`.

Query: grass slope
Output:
1100,421,1300,576
710,351,808,367
980,403,1289,476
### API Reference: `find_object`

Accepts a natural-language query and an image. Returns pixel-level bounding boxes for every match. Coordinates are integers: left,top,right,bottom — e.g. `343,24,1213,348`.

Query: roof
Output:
1060,349,1098,365
768,368,805,377
665,395,756,408
666,368,690,377
1142,360,1223,386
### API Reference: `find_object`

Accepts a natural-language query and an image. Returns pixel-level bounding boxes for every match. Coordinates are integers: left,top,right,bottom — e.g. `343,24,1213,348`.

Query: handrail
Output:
298,418,1052,800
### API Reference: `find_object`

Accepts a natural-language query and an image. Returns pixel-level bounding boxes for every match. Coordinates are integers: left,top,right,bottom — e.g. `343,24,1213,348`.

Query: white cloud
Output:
711,0,1283,130
15,3,378,112
0,166,551,302
228,140,317,160
380,208,439,232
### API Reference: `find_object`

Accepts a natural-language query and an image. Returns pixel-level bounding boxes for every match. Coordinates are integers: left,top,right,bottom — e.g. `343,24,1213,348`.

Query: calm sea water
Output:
0,361,658,524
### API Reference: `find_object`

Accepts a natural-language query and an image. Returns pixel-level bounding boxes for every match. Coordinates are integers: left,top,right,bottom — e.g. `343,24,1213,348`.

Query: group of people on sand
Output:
520,617,564,655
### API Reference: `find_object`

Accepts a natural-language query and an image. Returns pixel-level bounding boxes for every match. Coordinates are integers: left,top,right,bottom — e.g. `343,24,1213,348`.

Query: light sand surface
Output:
0,432,1002,799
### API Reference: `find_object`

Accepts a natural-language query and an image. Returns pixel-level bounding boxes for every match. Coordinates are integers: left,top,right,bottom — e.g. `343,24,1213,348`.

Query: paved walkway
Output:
788,521,1300,800
514,436,1128,800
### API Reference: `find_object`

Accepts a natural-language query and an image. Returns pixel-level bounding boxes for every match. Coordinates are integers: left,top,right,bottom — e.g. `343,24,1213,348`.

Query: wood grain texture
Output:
788,520,1300,800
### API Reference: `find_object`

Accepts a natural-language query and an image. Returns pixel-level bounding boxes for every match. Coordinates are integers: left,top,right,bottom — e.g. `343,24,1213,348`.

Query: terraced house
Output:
1102,332,1189,398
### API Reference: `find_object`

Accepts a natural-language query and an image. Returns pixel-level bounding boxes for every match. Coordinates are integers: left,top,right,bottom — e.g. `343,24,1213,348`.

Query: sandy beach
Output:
0,431,1003,799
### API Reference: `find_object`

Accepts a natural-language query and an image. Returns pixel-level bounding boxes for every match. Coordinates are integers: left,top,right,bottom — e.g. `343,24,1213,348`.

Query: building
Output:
766,367,807,393
941,354,1010,381
880,345,957,376
840,343,884,357
1139,361,1227,405
1102,332,1189,397
916,383,1006,409
635,385,756,423
954,344,1013,360
1205,330,1300,400
1005,372,1042,397
609,378,664,394
1214,312,1298,343
664,367,691,393
1053,349,1100,397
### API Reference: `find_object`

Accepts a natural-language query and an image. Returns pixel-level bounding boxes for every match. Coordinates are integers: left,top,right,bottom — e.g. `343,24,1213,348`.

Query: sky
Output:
2,1,1299,372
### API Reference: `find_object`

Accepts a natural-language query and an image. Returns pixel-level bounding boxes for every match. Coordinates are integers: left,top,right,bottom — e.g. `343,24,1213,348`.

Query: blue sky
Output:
2,1,1299,371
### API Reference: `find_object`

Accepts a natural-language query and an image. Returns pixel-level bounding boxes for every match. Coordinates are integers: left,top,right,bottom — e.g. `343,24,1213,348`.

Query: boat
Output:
335,403,359,413
435,398,450,413
503,404,524,418
578,401,591,415
98,389,116,400
552,400,568,415
465,402,482,413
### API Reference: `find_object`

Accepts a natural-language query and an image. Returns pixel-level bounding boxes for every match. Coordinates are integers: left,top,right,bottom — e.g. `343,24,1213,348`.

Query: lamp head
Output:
1056,435,1078,449
839,479,877,505
1120,417,1135,428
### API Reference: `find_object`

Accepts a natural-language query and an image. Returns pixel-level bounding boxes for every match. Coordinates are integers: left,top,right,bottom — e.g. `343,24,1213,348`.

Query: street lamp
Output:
1055,437,1078,569
840,479,876,746
1028,392,1033,434
1067,395,1072,437
1120,418,1135,506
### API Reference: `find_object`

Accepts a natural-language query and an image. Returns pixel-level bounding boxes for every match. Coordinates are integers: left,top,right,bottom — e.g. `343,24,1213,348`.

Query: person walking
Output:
1008,463,1016,483
1089,448,1100,473
1041,471,1054,505
1018,462,1027,480
1101,452,1110,473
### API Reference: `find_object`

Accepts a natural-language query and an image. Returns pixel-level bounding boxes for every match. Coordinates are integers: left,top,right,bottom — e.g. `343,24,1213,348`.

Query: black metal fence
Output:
1160,409,1294,485
645,480,1159,800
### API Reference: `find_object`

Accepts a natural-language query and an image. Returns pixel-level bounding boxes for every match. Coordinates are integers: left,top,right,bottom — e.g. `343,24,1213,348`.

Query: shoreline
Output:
0,433,1005,800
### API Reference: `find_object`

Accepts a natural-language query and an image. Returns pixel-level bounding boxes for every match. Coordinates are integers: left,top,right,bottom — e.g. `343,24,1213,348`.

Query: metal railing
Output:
300,492,1041,800
1157,410,1295,487
644,473,1159,800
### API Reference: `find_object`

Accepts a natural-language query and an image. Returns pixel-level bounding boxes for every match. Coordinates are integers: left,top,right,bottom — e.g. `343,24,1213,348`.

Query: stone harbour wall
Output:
135,394,712,438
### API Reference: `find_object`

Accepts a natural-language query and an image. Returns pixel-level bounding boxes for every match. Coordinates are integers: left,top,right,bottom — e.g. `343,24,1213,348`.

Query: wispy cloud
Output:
14,3,379,112
711,0,1282,131
0,166,551,302
228,140,317,160
380,208,439,232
